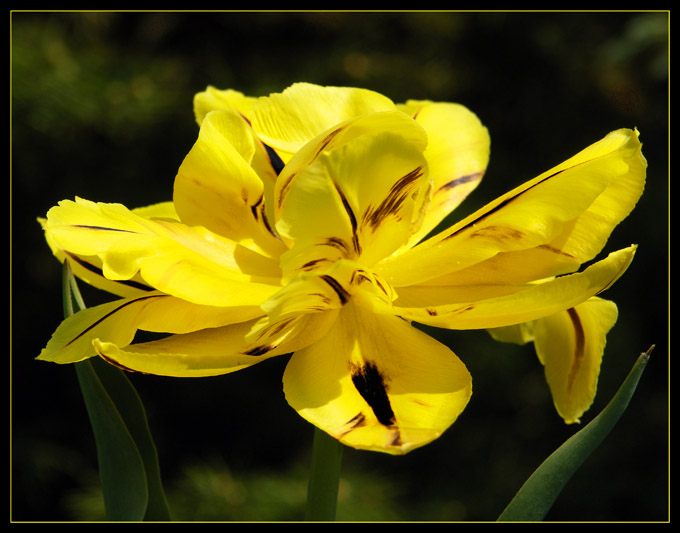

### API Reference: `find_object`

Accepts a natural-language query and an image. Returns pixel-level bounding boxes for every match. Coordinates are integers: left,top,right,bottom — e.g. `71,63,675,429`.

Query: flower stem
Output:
305,427,344,521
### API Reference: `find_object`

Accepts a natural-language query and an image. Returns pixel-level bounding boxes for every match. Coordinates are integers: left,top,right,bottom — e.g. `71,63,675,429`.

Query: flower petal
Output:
393,244,583,307
44,198,281,307
377,128,646,287
397,100,490,249
193,86,257,126
91,309,338,377
37,292,263,364
282,292,472,455
395,245,635,330
250,82,397,159
275,114,429,275
533,298,619,424
174,109,285,257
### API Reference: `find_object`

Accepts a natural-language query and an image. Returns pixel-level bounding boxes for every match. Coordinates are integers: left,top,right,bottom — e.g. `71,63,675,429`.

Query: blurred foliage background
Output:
11,11,668,522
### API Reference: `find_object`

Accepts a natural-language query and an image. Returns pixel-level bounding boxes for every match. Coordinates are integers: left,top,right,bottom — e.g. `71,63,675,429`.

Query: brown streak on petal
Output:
389,431,403,447
469,225,525,242
72,225,139,234
96,350,140,374
309,292,332,304
277,172,298,209
314,126,347,159
320,275,351,305
317,237,351,255
331,180,362,256
449,304,476,316
300,258,331,271
362,166,424,232
339,412,367,437
243,344,275,356
350,269,372,286
436,171,484,194
253,317,296,342
566,307,586,392
537,244,577,259
350,361,396,427
65,294,167,348
442,168,568,242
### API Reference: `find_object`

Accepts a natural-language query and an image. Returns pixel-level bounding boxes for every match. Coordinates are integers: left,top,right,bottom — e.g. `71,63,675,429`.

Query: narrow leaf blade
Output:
498,346,653,522
75,360,149,521
63,261,170,520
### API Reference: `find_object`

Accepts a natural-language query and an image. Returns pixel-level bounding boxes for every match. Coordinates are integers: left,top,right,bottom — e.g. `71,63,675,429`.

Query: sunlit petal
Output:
250,82,397,159
193,86,257,126
283,292,472,454
533,298,619,424
45,198,281,306
395,246,635,330
37,292,263,364
377,129,645,287
397,100,490,249
93,308,338,377
276,114,429,275
174,109,285,257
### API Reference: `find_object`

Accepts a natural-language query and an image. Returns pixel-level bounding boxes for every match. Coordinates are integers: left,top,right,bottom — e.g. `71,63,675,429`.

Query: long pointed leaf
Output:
63,261,171,521
89,357,172,520
74,360,149,520
498,346,653,522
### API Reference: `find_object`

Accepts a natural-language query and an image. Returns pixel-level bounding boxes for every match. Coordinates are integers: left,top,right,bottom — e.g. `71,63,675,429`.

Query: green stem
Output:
305,427,344,521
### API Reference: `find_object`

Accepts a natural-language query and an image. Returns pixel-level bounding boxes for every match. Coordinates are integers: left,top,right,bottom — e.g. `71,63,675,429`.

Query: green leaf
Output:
88,357,172,521
63,262,172,521
498,346,653,522
75,360,149,520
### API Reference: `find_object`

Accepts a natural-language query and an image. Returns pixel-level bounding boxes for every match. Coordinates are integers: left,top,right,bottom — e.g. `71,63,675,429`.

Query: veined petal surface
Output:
283,292,472,455
397,100,490,249
92,309,338,378
275,113,430,276
377,128,645,287
174,109,285,257
533,297,619,424
193,86,257,126
250,82,397,159
38,292,263,364
395,245,635,330
44,198,281,307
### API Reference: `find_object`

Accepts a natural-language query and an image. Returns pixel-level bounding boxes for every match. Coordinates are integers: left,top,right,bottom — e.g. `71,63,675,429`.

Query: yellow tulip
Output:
38,83,646,454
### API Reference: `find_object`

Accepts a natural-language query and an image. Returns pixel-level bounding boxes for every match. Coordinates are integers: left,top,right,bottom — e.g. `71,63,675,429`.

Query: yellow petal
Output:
377,128,646,287
92,309,338,377
37,292,263,364
131,201,180,221
533,298,618,424
395,245,636,330
45,198,281,307
397,100,490,249
193,86,257,125
283,292,472,455
393,244,582,307
250,82,397,159
275,113,429,275
174,109,286,257
487,321,536,346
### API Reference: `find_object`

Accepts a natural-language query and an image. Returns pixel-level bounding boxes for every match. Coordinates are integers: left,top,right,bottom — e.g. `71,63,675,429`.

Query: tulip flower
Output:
38,83,646,455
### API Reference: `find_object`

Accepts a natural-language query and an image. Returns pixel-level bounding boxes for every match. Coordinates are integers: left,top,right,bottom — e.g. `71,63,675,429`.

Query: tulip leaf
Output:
63,262,171,521
74,360,149,520
498,346,653,522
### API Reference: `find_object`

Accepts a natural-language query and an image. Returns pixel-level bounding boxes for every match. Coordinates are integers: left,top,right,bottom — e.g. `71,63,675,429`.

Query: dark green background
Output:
11,11,668,522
